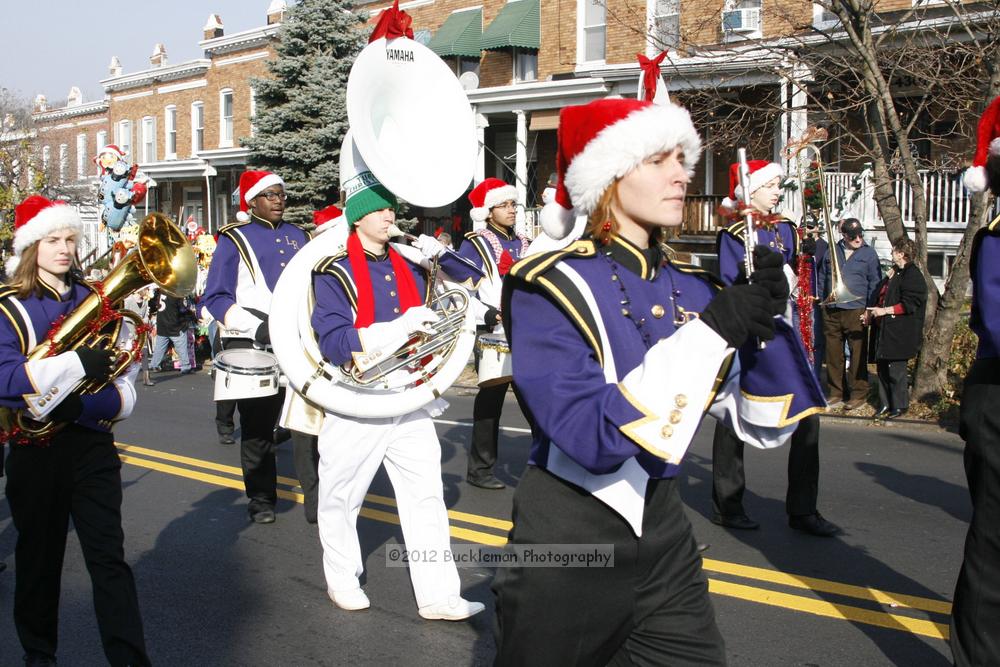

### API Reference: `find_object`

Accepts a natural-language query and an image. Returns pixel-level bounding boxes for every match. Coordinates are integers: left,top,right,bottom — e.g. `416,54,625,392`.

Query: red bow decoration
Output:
369,0,414,43
434,225,444,238
451,215,462,233
636,51,667,102
497,250,515,277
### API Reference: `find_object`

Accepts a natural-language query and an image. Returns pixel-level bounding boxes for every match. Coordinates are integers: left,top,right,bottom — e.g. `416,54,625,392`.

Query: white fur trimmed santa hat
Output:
539,97,702,240
312,204,344,234
468,178,518,225
5,195,82,275
236,170,284,222
964,95,1000,193
720,159,784,211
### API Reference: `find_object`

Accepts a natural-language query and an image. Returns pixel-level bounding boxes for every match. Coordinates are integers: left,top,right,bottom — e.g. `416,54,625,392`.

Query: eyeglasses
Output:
494,201,517,209
257,191,287,202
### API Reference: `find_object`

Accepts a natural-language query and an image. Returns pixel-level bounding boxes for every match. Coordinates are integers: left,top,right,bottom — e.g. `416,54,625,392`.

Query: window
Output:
927,252,946,279
165,105,177,159
722,0,762,40
652,0,681,49
117,120,132,158
96,129,107,151
513,48,537,83
191,102,204,153
249,87,257,137
580,0,606,63
812,2,838,26
141,116,156,162
42,145,50,174
58,144,68,183
219,89,234,147
76,133,87,178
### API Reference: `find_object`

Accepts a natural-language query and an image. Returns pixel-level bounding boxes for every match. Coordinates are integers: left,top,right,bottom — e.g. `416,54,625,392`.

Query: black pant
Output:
493,467,725,666
290,430,319,520
876,359,909,411
215,399,237,436
5,427,149,665
712,415,820,518
951,358,1000,667
468,381,509,479
221,338,284,513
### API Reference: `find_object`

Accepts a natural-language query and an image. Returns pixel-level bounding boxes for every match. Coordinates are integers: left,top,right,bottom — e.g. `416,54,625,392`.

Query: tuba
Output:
269,35,478,419
0,213,196,439
784,127,860,306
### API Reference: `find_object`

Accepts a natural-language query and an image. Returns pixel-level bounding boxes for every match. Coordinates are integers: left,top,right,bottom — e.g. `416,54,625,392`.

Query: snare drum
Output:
476,333,512,387
213,348,280,401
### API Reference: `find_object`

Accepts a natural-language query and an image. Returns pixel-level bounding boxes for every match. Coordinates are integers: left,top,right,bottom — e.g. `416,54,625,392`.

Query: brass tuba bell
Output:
0,212,196,439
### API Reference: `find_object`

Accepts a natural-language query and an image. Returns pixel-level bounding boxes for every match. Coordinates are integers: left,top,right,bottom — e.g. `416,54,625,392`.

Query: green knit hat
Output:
344,170,397,226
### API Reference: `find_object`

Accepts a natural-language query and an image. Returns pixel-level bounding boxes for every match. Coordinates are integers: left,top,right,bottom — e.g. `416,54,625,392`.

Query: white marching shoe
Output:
418,595,485,621
328,588,371,611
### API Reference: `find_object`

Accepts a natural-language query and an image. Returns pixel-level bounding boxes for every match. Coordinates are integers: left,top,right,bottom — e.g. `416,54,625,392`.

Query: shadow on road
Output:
856,462,970,522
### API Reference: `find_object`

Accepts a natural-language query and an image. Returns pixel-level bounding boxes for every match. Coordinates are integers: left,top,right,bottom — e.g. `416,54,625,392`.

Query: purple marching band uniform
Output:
308,240,483,614
951,213,1000,666
202,212,311,517
713,217,832,528
457,221,530,324
493,235,825,664
0,278,149,665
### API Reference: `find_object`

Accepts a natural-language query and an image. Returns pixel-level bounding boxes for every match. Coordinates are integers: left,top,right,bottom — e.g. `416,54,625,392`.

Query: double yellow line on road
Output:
116,441,952,641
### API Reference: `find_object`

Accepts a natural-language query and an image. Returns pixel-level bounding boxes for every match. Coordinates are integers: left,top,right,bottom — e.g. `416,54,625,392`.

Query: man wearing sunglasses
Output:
204,170,311,524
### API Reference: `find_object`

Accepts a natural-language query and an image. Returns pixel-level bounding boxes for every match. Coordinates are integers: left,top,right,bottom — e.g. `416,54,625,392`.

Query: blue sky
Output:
1,1,279,106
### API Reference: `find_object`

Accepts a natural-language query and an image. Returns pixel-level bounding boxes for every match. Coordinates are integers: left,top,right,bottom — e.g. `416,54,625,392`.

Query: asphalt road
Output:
0,370,969,666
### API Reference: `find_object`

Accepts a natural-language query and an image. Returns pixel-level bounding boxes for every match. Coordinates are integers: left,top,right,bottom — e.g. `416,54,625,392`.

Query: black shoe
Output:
219,433,236,445
875,406,890,418
697,543,710,553
789,512,840,537
467,475,505,490
250,509,276,524
711,513,760,530
885,409,905,420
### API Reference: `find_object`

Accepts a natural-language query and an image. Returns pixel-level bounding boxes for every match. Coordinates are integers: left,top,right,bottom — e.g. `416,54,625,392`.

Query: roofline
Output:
101,60,212,92
199,24,281,55
32,100,109,122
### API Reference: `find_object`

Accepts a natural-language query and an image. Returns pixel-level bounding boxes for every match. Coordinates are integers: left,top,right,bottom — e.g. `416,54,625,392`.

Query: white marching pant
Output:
316,408,461,608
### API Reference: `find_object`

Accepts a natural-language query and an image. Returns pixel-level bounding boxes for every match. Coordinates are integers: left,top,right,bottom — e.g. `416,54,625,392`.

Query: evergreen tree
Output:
244,0,366,225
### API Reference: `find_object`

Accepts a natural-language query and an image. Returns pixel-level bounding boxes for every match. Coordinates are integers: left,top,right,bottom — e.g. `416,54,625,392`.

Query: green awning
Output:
427,8,483,58
481,0,539,51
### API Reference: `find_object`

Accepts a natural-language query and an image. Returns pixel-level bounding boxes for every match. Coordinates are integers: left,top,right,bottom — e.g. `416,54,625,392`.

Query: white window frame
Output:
117,119,132,158
58,144,68,184
219,89,234,148
191,101,205,154
812,2,838,27
577,0,607,64
249,86,257,137
42,145,50,174
96,129,107,152
513,48,538,83
76,133,87,179
647,0,681,53
141,116,157,163
722,0,762,41
164,105,177,159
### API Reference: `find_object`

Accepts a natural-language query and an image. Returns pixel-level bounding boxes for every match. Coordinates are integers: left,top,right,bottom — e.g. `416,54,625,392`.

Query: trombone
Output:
784,127,859,306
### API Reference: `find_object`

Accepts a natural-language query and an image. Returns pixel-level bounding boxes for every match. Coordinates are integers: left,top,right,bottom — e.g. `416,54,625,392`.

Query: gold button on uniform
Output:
660,425,673,439
674,394,688,408
275,238,281,243
669,410,682,424
390,291,397,297
651,304,665,319
279,249,285,254
280,262,286,267
393,307,400,313
385,275,393,282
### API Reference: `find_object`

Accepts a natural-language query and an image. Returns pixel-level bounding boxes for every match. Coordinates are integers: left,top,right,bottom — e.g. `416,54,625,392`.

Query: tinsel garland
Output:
795,242,815,362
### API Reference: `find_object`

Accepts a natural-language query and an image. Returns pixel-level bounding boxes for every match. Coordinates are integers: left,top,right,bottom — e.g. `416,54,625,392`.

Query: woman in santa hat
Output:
1,195,149,665
493,97,825,664
711,160,839,538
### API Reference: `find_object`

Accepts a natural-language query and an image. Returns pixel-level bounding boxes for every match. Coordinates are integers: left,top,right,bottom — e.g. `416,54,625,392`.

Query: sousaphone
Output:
270,36,478,418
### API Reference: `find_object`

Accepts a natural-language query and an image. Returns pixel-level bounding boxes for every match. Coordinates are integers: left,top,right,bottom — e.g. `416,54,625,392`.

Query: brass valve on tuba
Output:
0,212,196,439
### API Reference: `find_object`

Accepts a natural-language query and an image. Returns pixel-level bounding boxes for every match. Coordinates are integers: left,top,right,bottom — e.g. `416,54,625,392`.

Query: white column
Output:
513,109,528,237
475,110,488,185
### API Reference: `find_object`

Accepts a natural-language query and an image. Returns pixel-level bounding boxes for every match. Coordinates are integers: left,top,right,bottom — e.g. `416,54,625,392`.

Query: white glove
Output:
355,306,440,373
414,234,447,260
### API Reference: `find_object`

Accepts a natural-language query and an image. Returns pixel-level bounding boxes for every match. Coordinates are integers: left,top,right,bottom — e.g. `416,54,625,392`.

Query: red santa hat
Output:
964,95,1000,193
720,160,784,211
468,178,518,224
6,195,82,274
312,204,345,234
94,144,127,162
539,97,702,240
236,170,284,222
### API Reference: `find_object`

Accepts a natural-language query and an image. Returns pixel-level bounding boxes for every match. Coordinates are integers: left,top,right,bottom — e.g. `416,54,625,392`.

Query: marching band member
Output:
203,170,311,524
493,98,825,664
712,160,838,536
952,95,1000,667
1,196,148,666
309,154,485,619
457,178,529,489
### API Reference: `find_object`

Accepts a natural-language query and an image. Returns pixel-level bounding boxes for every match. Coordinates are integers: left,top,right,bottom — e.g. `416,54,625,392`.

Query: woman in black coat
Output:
865,238,928,418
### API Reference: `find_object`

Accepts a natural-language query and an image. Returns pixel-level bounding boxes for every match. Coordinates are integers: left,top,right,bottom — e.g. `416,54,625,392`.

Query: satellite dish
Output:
459,71,480,91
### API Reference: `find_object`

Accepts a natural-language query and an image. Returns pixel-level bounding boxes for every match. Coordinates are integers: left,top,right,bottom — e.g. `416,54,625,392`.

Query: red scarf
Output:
347,232,422,328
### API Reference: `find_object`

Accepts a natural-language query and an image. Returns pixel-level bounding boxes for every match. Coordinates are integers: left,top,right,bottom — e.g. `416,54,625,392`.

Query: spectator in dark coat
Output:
149,290,194,373
865,238,928,418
